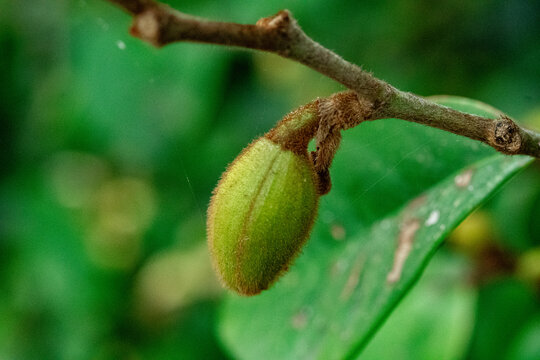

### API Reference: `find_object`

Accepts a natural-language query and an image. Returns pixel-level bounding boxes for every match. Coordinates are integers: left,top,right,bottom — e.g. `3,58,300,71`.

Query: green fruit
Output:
207,136,319,296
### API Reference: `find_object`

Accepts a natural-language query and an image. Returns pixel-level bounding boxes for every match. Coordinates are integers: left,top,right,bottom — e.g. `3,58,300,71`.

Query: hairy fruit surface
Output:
207,137,319,295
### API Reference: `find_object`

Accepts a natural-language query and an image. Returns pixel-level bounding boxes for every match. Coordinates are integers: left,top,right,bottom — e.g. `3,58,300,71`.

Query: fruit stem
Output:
265,101,320,155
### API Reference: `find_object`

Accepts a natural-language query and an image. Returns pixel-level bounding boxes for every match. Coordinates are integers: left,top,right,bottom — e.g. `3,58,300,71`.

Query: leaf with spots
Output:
218,97,533,359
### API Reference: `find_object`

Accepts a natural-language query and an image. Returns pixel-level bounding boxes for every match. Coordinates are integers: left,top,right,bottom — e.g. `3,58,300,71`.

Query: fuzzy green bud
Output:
207,136,319,296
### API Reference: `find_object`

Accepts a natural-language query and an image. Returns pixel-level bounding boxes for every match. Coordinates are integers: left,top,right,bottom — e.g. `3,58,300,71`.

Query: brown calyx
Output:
266,91,374,196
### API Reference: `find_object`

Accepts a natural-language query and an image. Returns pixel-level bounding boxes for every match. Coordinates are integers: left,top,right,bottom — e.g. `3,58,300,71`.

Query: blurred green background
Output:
1,0,539,359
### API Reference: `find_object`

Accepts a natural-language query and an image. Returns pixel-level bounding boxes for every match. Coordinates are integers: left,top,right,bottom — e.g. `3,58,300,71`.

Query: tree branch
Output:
106,0,540,158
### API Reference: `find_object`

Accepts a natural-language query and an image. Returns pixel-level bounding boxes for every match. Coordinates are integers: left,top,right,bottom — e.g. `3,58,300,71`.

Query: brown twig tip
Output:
130,9,161,45
255,10,291,30
489,115,521,154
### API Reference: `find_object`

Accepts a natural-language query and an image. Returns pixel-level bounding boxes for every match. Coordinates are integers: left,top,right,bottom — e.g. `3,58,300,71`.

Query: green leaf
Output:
467,278,538,360
507,314,540,360
359,252,476,360
218,97,533,359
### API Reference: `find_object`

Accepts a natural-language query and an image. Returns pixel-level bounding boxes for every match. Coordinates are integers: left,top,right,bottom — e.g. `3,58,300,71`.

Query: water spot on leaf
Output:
331,224,346,241
97,17,109,31
330,259,347,278
291,308,310,330
425,210,440,226
387,219,420,284
340,256,365,301
454,168,474,188
408,194,427,210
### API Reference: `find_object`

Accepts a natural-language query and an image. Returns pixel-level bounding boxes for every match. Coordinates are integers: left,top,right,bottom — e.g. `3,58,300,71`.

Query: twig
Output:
106,0,540,158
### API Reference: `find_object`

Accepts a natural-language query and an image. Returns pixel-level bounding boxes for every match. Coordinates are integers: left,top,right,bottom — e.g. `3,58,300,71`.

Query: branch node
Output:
256,10,294,55
490,115,522,154
312,92,374,195
130,9,162,47
256,10,291,30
